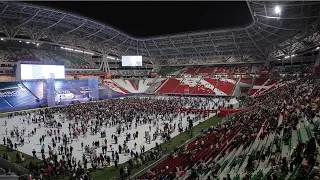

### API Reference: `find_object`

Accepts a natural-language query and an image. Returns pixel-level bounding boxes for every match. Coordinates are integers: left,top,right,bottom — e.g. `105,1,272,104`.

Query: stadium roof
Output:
0,1,319,65
34,2,252,38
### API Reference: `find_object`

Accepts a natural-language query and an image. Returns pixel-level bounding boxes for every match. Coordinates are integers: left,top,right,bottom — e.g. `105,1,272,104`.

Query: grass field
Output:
0,116,222,180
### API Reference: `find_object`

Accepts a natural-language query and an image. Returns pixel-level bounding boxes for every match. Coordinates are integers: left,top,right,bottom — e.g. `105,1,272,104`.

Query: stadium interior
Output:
0,1,319,180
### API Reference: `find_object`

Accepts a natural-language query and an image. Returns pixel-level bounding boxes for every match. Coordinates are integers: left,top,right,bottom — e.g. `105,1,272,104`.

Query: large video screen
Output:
121,56,142,66
21,64,65,80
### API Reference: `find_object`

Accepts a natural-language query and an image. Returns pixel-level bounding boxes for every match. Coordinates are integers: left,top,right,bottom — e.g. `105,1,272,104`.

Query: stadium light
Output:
275,6,281,14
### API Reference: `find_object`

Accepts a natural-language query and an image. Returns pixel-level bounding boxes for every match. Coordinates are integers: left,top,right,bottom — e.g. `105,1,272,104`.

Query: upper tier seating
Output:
271,66,285,73
196,67,214,75
48,51,97,69
110,70,120,76
260,66,271,74
181,67,199,75
8,47,38,61
47,51,74,67
215,66,234,75
0,45,99,69
0,47,15,62
251,65,261,74
29,49,55,62
272,64,314,74
233,66,251,75
134,70,150,76
119,70,134,76
159,66,184,75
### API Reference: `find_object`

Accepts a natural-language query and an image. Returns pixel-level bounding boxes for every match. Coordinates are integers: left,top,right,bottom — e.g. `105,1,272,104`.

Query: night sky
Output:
33,1,252,38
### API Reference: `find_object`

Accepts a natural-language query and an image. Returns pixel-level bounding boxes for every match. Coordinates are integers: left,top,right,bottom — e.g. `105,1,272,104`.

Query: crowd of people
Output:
1,76,319,180
137,77,320,180
1,96,228,180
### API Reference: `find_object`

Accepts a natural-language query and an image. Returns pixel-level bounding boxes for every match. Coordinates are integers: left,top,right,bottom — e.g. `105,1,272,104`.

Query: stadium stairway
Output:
159,66,183,76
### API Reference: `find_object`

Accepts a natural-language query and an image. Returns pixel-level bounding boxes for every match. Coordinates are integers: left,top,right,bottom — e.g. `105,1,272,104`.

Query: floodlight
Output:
275,6,281,14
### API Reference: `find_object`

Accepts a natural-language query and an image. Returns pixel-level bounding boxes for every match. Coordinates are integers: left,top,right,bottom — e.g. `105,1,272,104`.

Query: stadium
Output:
0,1,318,180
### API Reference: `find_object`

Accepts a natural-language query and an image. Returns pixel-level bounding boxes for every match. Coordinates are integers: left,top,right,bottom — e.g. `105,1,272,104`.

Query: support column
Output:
103,54,111,72
88,78,99,101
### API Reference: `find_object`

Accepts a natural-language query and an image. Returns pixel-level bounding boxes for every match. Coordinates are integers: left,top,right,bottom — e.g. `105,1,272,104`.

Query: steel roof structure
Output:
0,1,319,66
